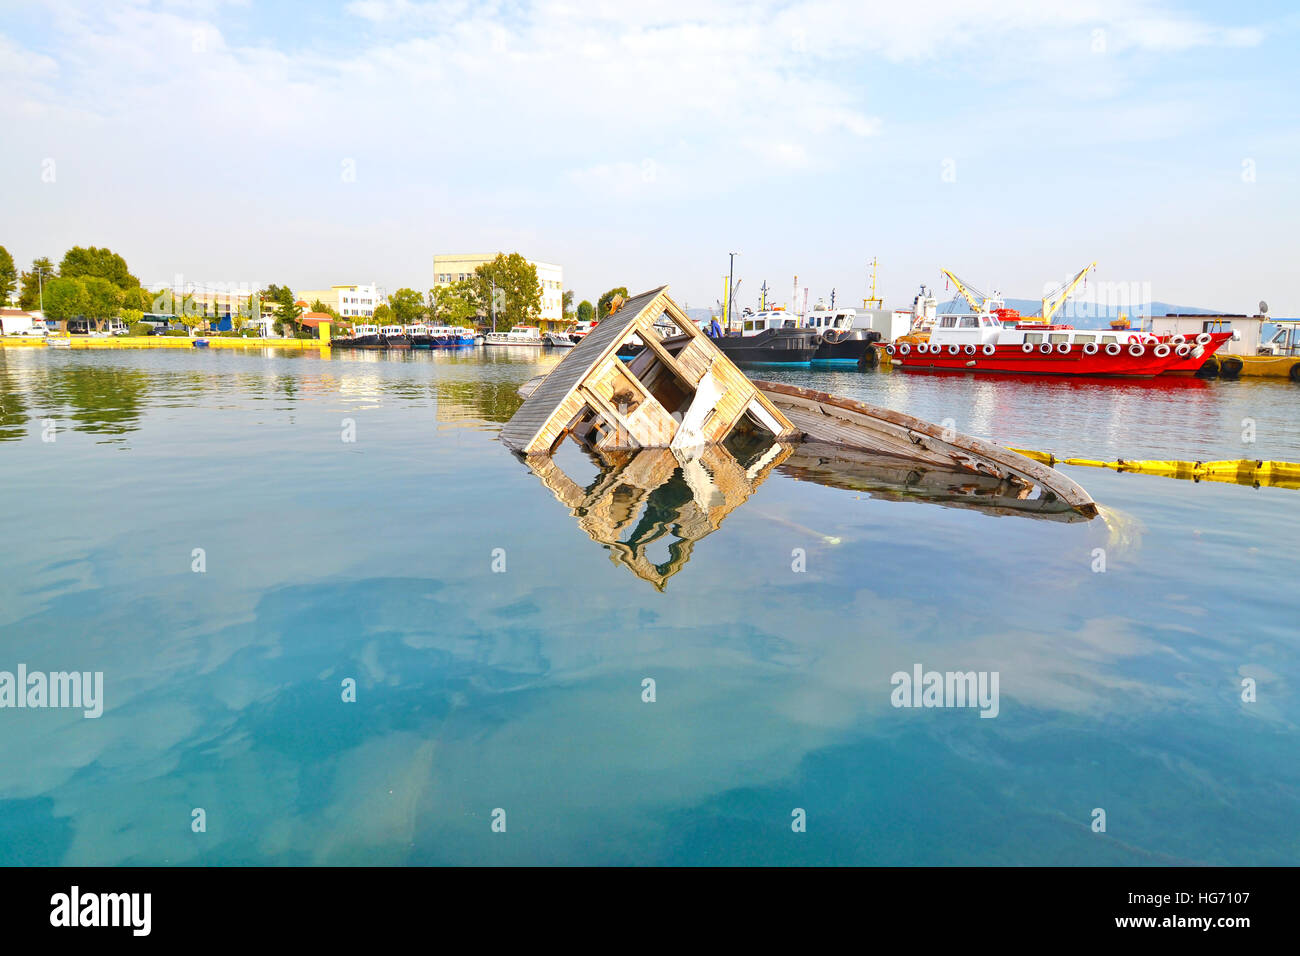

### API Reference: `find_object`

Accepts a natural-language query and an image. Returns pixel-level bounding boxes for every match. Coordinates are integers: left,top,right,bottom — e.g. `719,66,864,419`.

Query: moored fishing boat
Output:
543,331,577,348
380,325,411,349
713,310,820,365
406,324,433,348
350,324,384,349
484,325,543,347
429,325,476,348
803,305,880,364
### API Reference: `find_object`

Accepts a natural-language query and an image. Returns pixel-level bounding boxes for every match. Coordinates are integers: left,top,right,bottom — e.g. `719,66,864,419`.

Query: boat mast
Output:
864,257,883,309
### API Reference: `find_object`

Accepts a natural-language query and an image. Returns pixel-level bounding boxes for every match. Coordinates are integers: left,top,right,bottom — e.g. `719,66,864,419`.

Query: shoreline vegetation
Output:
0,244,599,340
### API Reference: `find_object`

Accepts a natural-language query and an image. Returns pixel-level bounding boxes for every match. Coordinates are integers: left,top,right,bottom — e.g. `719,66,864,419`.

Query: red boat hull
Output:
891,343,1178,377
1157,331,1234,374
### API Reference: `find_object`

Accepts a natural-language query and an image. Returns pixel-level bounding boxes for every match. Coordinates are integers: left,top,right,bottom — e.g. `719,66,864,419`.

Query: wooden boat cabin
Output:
501,286,798,455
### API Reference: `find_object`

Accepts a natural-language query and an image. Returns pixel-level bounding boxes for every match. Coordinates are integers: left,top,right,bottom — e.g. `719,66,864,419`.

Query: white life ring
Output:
914,343,926,354
982,344,996,356
1144,334,1159,345
1129,343,1145,357
1083,342,1099,355
1021,343,1034,353
948,344,961,356
1105,343,1121,355
1039,343,1053,354
1170,334,1186,345
1175,344,1192,357
1153,343,1171,358
1196,332,1212,345
1056,342,1070,354
963,344,976,355
884,344,895,356
898,343,911,355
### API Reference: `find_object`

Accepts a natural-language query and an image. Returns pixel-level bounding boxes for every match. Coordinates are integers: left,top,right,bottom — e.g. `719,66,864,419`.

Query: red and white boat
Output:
885,317,1232,378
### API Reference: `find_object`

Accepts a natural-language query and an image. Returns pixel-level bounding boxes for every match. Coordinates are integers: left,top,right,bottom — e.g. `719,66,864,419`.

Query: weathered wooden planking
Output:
755,380,1097,516
501,286,797,454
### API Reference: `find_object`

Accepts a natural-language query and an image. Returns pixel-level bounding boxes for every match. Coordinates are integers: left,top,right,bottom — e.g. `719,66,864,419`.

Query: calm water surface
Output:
0,347,1296,865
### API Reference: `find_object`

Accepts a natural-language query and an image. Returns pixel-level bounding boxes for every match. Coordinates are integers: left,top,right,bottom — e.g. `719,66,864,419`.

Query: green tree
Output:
310,299,340,321
81,276,123,330
0,246,16,305
388,287,426,325
260,284,300,335
17,257,55,310
373,303,393,324
121,286,154,313
562,289,574,321
577,300,594,324
598,287,629,319
430,282,479,325
42,276,88,328
58,246,138,289
471,253,541,331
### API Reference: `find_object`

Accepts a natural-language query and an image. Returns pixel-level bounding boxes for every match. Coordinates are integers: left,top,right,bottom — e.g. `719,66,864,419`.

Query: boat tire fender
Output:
1154,343,1171,358
898,343,911,356
1196,332,1213,346
982,344,996,356
1170,333,1186,345
1021,343,1034,353
1083,342,1099,355
1056,342,1070,354
1175,344,1192,357
1129,344,1145,357
948,344,961,356
1105,343,1121,355
963,344,976,355
1039,343,1053,354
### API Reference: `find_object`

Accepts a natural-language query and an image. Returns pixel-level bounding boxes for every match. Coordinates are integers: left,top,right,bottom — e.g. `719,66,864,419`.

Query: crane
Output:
940,269,998,313
1039,261,1096,325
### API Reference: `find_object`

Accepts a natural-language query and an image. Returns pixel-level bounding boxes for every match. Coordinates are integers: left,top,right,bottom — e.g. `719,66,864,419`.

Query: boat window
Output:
743,320,755,332
1100,335,1117,344
1073,334,1095,344
782,319,796,328
939,316,959,328
1023,332,1043,344
959,316,978,329
1049,333,1069,344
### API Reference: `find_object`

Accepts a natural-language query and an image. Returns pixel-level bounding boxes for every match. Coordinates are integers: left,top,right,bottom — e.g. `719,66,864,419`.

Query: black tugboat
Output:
804,305,881,364
712,311,820,365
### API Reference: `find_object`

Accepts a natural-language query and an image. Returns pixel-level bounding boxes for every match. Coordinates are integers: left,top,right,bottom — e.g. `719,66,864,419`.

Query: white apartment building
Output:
432,254,565,329
298,283,385,318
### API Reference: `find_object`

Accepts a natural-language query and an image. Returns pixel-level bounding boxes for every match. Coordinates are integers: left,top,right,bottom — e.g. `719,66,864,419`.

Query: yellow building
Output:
433,253,565,330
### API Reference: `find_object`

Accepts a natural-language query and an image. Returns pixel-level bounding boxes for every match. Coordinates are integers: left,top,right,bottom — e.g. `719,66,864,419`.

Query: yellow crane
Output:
940,269,996,313
1039,261,1096,325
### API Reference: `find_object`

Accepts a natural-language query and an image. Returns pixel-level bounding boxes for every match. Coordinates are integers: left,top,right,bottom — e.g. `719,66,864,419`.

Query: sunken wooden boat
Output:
504,285,1097,519
753,381,1097,517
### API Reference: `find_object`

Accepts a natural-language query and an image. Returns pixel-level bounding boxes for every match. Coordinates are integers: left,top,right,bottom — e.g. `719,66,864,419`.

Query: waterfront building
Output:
432,253,565,331
297,283,385,319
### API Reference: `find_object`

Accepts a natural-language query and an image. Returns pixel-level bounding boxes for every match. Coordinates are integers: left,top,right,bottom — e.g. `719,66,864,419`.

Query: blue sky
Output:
2,0,1297,314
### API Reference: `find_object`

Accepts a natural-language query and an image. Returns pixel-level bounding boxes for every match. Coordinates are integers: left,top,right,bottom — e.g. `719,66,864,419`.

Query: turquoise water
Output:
0,347,1297,865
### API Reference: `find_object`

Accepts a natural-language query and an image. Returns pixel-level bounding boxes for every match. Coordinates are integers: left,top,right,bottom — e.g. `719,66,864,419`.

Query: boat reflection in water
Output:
520,432,1089,589
524,439,791,590
778,442,1092,522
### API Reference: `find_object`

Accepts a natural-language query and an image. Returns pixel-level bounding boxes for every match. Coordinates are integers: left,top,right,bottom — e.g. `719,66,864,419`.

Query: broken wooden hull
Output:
752,380,1097,518
780,442,1091,522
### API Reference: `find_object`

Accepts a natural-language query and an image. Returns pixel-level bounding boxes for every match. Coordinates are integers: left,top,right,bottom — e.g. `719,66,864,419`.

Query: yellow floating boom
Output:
1009,448,1300,490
